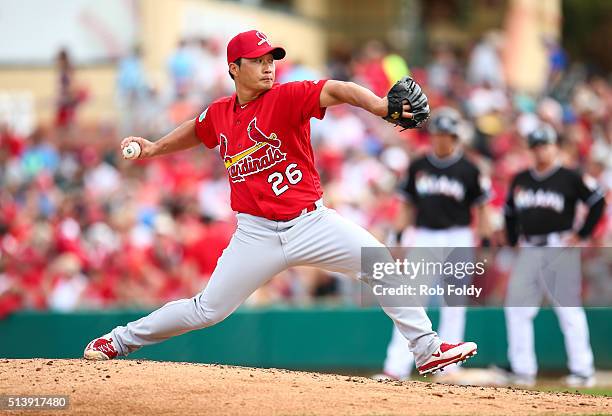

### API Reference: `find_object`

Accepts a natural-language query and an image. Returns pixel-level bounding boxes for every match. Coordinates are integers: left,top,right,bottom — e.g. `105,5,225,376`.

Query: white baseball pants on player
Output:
505,236,594,378
110,205,442,366
382,226,473,379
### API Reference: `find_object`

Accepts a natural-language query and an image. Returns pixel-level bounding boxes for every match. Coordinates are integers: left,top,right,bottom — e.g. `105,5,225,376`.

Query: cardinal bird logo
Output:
247,117,281,148
220,117,286,183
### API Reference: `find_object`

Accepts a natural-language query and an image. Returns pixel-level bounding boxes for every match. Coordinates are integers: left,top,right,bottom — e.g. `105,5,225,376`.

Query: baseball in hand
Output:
123,141,141,159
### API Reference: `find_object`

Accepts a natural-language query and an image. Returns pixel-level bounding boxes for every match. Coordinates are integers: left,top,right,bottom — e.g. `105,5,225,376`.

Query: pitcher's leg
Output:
110,228,287,356
380,229,431,378
383,324,415,379
283,209,441,365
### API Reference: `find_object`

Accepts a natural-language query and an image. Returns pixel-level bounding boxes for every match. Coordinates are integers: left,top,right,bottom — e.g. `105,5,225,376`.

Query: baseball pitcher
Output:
84,30,477,375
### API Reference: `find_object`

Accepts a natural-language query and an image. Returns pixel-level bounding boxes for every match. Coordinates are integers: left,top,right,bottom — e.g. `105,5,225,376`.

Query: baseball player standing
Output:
504,123,606,387
84,30,477,375
378,108,491,380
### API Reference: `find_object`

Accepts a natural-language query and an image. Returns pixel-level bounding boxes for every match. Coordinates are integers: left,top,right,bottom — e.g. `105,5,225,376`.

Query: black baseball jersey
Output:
397,151,489,229
504,165,604,237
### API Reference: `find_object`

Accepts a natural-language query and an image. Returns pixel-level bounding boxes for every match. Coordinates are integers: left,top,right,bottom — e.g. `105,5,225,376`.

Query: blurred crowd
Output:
1,34,611,317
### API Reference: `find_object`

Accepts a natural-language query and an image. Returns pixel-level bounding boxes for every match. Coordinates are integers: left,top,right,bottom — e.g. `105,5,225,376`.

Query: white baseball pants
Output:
505,238,594,378
110,206,442,366
382,226,473,379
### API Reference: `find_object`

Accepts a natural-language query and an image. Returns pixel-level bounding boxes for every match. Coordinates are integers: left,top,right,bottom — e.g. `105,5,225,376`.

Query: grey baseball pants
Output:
110,205,441,366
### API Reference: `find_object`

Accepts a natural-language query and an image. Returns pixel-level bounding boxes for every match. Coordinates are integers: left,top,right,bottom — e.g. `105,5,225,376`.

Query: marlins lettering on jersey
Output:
514,188,564,213
415,172,466,201
398,152,488,229
505,166,604,236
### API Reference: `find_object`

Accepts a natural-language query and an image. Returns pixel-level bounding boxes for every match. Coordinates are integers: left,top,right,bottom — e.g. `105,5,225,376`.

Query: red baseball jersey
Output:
195,80,328,220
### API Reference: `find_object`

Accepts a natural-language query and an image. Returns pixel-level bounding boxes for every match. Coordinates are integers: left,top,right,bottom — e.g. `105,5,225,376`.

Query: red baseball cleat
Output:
417,342,477,375
83,335,118,361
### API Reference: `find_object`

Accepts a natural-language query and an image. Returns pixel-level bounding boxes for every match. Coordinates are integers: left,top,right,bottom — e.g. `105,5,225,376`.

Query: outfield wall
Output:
1,307,610,371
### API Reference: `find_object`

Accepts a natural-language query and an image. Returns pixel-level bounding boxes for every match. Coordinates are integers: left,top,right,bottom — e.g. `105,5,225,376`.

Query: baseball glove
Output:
383,76,430,130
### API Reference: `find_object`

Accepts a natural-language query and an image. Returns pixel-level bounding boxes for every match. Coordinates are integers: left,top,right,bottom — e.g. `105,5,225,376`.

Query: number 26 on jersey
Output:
268,163,302,196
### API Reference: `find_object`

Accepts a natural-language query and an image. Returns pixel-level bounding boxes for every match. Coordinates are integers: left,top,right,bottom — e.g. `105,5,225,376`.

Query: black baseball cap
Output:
428,107,461,137
527,123,557,148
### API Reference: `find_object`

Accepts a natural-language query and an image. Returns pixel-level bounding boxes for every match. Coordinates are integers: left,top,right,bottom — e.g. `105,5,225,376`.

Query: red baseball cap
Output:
226,30,286,64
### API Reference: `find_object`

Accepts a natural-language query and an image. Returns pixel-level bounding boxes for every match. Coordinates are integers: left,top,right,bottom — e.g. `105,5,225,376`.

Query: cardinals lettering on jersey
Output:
194,80,328,220
221,118,287,183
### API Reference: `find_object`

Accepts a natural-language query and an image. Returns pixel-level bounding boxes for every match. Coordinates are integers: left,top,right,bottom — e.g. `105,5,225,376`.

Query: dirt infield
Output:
0,359,610,415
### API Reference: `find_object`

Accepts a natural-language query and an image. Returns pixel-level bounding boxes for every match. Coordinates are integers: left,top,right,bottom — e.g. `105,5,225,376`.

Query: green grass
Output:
536,386,612,397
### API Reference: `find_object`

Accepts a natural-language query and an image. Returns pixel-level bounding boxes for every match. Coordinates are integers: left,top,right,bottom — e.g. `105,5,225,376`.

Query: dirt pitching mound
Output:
0,359,609,415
